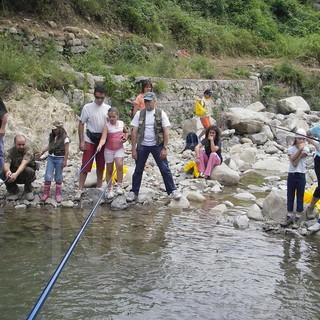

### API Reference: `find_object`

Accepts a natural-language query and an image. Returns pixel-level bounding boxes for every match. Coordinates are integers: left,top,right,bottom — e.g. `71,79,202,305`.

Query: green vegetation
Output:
1,0,320,111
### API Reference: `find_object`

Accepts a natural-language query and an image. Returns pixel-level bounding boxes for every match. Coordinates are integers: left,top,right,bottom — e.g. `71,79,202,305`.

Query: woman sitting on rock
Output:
195,125,222,179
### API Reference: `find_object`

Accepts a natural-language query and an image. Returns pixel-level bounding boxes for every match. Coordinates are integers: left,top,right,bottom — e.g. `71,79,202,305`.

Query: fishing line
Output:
27,169,117,320
252,120,320,143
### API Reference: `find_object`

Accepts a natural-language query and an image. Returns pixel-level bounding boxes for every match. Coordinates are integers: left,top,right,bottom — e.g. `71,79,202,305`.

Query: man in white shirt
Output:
126,92,181,202
77,86,111,197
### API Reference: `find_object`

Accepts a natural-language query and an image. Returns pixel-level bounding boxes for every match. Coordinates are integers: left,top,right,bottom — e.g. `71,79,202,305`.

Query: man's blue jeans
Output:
287,172,306,213
131,145,177,196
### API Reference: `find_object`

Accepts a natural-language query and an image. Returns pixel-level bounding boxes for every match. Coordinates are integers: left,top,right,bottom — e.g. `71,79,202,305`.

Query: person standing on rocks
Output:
0,98,9,170
305,125,320,232
197,89,214,139
126,91,181,202
281,128,309,228
132,79,153,116
195,125,222,179
77,86,111,199
36,121,70,203
0,134,37,201
97,107,128,199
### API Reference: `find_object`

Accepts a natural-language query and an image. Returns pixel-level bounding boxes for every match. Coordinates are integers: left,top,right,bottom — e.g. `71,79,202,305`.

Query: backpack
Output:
183,132,199,152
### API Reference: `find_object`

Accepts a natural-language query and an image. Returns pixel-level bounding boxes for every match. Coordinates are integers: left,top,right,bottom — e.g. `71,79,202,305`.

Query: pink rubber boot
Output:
55,183,62,203
41,182,51,201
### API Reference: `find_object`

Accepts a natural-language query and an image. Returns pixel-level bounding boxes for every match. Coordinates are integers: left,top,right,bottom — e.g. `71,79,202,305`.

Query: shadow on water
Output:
1,187,320,319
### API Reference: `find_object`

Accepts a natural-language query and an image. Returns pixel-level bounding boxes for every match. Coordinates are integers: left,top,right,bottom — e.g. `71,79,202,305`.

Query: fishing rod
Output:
27,169,116,320
253,120,320,143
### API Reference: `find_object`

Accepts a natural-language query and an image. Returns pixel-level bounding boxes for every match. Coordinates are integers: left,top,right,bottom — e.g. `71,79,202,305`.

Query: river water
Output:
1,200,320,320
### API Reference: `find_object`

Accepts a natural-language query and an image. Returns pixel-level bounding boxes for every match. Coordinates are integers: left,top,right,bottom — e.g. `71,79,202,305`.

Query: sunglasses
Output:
94,96,105,100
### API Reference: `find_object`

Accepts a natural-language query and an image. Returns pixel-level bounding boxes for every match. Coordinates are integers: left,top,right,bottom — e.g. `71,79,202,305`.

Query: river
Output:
1,201,320,320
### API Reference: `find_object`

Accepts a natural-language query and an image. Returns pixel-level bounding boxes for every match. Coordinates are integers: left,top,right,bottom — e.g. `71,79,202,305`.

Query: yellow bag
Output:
304,187,320,211
184,161,200,178
194,100,206,116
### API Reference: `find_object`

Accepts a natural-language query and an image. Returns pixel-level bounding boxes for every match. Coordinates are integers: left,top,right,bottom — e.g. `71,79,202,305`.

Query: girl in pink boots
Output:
36,121,69,202
195,125,222,179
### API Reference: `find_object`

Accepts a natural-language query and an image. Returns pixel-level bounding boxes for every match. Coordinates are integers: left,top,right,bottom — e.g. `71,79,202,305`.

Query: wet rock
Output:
110,195,128,210
168,196,190,209
263,190,286,222
233,215,250,229
247,204,264,221
187,192,206,202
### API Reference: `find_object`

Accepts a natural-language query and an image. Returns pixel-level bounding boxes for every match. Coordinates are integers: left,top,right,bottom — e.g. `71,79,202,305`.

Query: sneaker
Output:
306,206,316,220
308,221,320,232
106,190,115,200
280,216,294,228
75,190,83,201
115,184,124,195
25,191,34,201
292,216,300,229
126,191,137,203
171,189,182,200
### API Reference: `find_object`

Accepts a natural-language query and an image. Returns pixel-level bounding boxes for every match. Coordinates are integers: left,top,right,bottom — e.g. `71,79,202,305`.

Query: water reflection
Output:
0,205,320,320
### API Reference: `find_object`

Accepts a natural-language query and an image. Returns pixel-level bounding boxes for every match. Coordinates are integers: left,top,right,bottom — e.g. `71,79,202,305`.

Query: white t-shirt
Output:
80,101,111,143
131,109,170,146
288,145,309,173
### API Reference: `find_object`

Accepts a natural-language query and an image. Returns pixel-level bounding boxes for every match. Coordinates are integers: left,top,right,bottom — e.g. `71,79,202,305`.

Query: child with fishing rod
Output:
36,121,69,202
97,107,128,199
281,128,310,228
305,125,320,232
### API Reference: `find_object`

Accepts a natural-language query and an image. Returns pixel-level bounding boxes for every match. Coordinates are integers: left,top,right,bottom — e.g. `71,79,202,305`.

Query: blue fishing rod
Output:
26,170,114,320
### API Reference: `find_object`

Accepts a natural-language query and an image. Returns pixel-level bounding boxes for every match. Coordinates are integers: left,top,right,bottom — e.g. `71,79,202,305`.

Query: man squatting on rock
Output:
0,135,37,201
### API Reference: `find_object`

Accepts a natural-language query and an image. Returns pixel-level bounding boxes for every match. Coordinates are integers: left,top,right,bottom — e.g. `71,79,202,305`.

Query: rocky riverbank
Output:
1,93,320,239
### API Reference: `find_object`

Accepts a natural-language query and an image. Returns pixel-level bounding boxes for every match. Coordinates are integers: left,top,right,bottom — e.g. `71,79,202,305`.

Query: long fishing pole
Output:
27,169,116,320
253,120,320,143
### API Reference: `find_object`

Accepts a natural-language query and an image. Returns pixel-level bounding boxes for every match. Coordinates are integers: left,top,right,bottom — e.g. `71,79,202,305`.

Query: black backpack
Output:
183,132,199,152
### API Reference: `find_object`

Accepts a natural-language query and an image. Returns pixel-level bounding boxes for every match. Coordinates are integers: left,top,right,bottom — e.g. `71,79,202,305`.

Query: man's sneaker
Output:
126,191,137,203
25,191,34,201
75,190,83,201
280,216,294,228
306,206,316,220
171,189,182,200
308,221,320,232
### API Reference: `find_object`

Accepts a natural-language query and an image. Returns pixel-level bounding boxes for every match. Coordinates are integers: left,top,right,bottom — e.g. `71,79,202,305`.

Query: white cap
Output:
295,128,306,138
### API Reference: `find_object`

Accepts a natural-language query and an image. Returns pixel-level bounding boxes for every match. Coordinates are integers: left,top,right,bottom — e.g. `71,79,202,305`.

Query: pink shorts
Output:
81,142,105,173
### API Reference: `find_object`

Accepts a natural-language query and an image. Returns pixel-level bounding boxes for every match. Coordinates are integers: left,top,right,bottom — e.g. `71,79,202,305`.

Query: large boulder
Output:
262,190,287,222
277,96,310,115
224,108,268,134
211,162,240,185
